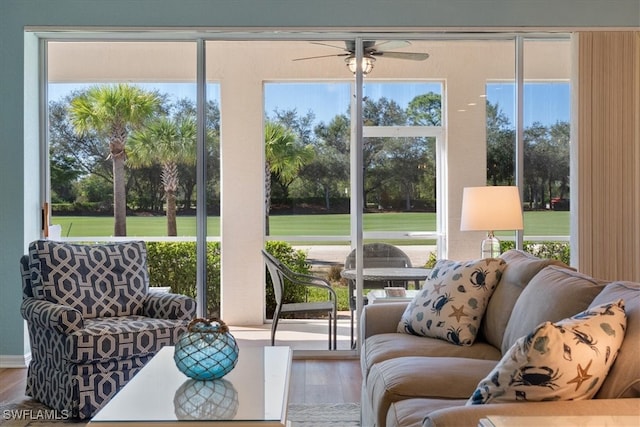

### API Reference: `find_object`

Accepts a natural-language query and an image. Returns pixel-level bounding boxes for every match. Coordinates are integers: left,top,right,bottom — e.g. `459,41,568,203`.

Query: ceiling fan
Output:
293,40,429,75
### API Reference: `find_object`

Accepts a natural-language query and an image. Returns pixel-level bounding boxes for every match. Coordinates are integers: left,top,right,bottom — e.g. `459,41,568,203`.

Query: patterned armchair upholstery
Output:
20,240,197,419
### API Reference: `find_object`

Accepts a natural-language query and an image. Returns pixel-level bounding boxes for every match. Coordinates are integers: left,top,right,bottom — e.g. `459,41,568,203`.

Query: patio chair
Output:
20,240,197,419
262,250,337,350
344,242,412,345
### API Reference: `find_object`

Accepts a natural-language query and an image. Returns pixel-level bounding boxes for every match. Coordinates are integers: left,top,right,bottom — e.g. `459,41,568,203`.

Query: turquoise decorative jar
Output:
174,318,239,380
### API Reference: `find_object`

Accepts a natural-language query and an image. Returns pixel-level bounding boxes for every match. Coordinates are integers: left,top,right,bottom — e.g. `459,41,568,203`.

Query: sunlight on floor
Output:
230,317,355,351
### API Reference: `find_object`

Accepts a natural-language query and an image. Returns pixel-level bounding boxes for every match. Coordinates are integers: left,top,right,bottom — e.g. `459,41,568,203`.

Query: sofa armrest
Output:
20,297,84,334
424,398,640,427
361,302,408,340
143,292,197,320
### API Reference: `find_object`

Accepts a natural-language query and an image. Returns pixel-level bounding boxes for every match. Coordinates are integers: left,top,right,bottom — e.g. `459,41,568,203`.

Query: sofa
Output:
20,240,197,419
360,250,640,427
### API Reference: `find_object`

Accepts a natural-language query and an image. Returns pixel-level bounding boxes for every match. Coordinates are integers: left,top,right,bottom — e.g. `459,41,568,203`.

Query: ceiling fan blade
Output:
373,51,430,61
309,41,348,51
371,40,411,51
292,53,349,61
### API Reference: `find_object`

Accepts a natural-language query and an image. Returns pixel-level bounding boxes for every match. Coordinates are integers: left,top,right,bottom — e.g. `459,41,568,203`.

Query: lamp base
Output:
480,232,501,258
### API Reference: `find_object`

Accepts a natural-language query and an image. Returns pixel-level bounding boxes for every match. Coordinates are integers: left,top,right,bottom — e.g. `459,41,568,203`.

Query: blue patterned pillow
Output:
29,240,149,318
397,258,506,345
467,300,626,404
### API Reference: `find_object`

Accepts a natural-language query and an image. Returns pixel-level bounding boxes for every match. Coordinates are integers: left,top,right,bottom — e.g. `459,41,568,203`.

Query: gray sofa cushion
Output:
362,333,501,379
481,250,569,350
367,357,496,427
421,399,640,427
386,399,467,427
591,281,640,399
501,265,606,354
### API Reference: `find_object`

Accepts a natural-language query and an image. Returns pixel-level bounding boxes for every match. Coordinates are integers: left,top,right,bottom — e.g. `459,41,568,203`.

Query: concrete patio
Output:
231,245,434,352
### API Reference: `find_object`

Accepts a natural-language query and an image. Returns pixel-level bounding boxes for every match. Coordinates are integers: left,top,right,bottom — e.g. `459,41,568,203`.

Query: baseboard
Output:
0,352,31,368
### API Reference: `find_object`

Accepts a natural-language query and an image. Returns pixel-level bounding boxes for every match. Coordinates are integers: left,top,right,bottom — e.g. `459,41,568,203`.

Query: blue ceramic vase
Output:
174,318,239,380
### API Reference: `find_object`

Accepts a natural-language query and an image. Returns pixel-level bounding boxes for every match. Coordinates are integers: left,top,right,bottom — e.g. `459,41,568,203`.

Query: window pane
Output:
485,39,571,242
523,39,571,240
362,79,442,257
47,41,198,239
264,81,351,232
46,41,204,307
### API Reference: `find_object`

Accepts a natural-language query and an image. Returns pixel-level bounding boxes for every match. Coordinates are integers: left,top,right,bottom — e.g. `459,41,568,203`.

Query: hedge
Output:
424,241,570,268
145,240,311,319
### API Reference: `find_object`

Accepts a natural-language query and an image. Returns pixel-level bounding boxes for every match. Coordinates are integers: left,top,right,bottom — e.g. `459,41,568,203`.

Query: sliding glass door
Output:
41,32,570,353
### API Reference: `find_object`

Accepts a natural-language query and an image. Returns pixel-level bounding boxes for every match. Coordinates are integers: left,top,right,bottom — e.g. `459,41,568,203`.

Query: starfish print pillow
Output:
467,299,626,404
397,258,506,345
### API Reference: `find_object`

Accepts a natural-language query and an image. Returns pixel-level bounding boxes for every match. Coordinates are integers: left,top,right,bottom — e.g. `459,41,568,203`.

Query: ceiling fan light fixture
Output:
346,55,375,75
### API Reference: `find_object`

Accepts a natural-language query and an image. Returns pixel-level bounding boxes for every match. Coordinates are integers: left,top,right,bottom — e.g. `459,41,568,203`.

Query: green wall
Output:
1,0,638,361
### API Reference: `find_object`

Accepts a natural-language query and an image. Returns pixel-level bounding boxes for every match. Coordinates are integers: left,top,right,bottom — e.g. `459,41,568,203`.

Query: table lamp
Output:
460,186,524,258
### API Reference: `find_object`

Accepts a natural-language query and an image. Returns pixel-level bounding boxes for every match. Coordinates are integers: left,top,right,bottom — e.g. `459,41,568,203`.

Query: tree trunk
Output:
113,155,127,236
162,162,179,236
324,186,331,210
166,189,177,236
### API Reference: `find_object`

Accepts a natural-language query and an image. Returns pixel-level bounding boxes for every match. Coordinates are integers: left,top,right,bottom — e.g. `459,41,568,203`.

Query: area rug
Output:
0,399,360,427
288,403,360,426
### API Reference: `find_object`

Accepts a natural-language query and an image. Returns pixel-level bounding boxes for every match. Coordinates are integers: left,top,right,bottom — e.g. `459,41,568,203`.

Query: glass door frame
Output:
36,29,569,354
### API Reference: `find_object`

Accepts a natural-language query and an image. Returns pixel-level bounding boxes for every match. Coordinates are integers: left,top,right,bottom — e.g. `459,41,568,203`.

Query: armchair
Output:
20,240,197,419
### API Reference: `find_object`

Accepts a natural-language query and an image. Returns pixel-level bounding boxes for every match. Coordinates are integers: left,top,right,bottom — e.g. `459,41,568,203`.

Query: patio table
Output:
340,267,431,347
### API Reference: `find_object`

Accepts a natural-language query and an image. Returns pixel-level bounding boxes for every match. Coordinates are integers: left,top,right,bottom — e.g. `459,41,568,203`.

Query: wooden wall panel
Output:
576,32,639,281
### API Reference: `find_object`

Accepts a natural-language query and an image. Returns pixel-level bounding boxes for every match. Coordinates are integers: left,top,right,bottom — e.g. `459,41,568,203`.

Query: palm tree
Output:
128,117,197,236
264,121,314,234
69,84,163,236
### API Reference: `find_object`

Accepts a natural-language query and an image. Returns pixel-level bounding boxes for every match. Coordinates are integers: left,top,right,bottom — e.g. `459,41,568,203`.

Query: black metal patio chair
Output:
262,249,338,350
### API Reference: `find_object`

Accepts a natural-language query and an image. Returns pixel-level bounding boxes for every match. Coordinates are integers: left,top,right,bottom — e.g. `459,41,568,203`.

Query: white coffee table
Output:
89,345,292,426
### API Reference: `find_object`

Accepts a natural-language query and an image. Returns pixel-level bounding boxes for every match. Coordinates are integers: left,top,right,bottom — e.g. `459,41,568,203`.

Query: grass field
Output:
52,211,570,241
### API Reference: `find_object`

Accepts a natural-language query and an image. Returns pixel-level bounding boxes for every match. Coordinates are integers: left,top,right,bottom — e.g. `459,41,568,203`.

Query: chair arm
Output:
143,292,197,320
423,398,640,427
20,297,84,334
283,271,338,300
361,302,408,339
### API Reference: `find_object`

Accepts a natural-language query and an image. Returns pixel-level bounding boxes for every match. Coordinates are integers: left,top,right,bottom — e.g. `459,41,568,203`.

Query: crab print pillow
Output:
397,258,506,345
467,299,626,405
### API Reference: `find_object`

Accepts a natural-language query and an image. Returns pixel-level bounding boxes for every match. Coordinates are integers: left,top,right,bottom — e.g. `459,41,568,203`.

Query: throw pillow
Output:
467,300,627,405
587,281,640,399
397,258,506,346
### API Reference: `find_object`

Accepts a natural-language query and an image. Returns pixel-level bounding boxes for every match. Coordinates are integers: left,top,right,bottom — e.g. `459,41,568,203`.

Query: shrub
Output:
146,241,221,318
424,250,438,268
145,240,317,319
424,241,570,266
501,241,570,265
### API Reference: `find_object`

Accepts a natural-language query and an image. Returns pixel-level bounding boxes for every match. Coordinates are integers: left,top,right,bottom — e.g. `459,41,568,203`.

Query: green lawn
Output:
52,211,569,241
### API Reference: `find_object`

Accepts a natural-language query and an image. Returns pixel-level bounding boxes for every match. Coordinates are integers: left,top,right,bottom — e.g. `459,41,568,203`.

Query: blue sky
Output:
487,82,570,127
49,81,570,128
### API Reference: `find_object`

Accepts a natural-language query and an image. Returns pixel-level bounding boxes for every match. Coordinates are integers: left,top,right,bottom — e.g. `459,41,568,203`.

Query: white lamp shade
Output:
460,186,524,231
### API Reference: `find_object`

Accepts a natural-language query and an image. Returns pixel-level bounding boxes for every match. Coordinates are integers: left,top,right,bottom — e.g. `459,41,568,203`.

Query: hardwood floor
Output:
0,367,27,405
0,359,362,407
289,359,362,404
